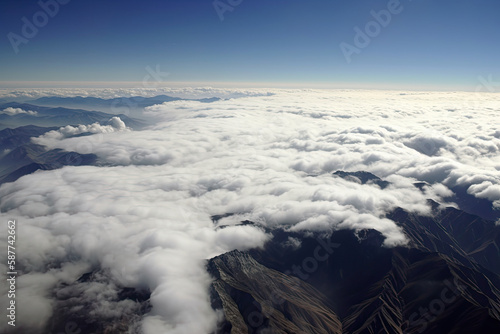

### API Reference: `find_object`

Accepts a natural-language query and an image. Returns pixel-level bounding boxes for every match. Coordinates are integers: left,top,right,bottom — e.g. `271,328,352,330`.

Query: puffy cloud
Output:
214,225,270,251
403,133,452,156
2,107,38,115
32,117,129,150
0,88,499,333
468,181,500,209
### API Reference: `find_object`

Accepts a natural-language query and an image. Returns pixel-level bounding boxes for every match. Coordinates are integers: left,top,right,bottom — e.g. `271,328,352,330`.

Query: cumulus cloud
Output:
1,107,38,115
0,88,499,333
33,116,129,143
468,181,500,209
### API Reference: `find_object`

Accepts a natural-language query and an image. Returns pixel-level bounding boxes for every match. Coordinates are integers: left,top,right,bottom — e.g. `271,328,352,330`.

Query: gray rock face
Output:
208,203,500,334
208,250,342,334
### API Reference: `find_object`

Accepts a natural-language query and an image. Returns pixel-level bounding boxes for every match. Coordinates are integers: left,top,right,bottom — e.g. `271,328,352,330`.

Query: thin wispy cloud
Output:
1,107,37,115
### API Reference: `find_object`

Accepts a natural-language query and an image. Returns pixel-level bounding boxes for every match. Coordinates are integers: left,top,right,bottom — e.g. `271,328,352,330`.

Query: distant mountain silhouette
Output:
0,124,98,185
0,102,145,130
27,95,221,114
0,125,58,149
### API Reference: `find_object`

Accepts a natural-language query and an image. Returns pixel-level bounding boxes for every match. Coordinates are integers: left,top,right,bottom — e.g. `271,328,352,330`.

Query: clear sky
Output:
0,0,499,90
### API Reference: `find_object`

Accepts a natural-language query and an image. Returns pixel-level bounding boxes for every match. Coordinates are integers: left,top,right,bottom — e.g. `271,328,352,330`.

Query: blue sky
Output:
0,0,499,90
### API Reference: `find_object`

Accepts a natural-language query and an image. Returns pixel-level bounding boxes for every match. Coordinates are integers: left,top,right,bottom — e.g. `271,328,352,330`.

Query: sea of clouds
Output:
0,87,272,101
0,88,499,333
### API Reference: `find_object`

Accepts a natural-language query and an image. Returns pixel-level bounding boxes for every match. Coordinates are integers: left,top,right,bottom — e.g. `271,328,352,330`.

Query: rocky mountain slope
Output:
208,199,500,333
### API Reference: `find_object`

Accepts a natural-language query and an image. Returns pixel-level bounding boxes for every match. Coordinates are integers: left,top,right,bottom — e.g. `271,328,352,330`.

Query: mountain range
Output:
27,95,221,114
0,100,151,184
0,102,145,130
208,194,500,333
47,192,500,333
0,124,98,185
1,95,499,334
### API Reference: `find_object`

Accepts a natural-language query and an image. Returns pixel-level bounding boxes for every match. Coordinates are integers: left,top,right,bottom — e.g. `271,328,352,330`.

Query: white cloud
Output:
32,117,129,148
0,88,499,333
468,181,500,209
0,87,272,100
1,107,38,115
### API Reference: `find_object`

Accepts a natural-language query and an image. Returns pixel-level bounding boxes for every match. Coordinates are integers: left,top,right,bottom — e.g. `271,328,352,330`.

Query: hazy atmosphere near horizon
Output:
1,1,500,334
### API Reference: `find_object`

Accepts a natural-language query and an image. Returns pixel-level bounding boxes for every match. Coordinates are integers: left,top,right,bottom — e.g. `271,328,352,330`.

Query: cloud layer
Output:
0,88,499,333
0,87,272,101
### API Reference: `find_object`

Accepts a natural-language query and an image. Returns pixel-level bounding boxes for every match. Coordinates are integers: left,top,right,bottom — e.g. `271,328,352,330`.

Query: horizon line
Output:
0,80,493,93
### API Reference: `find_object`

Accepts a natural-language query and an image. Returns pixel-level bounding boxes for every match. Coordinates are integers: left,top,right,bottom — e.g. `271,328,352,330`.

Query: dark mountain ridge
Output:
0,102,145,129
26,95,221,114
209,194,500,333
0,124,99,185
